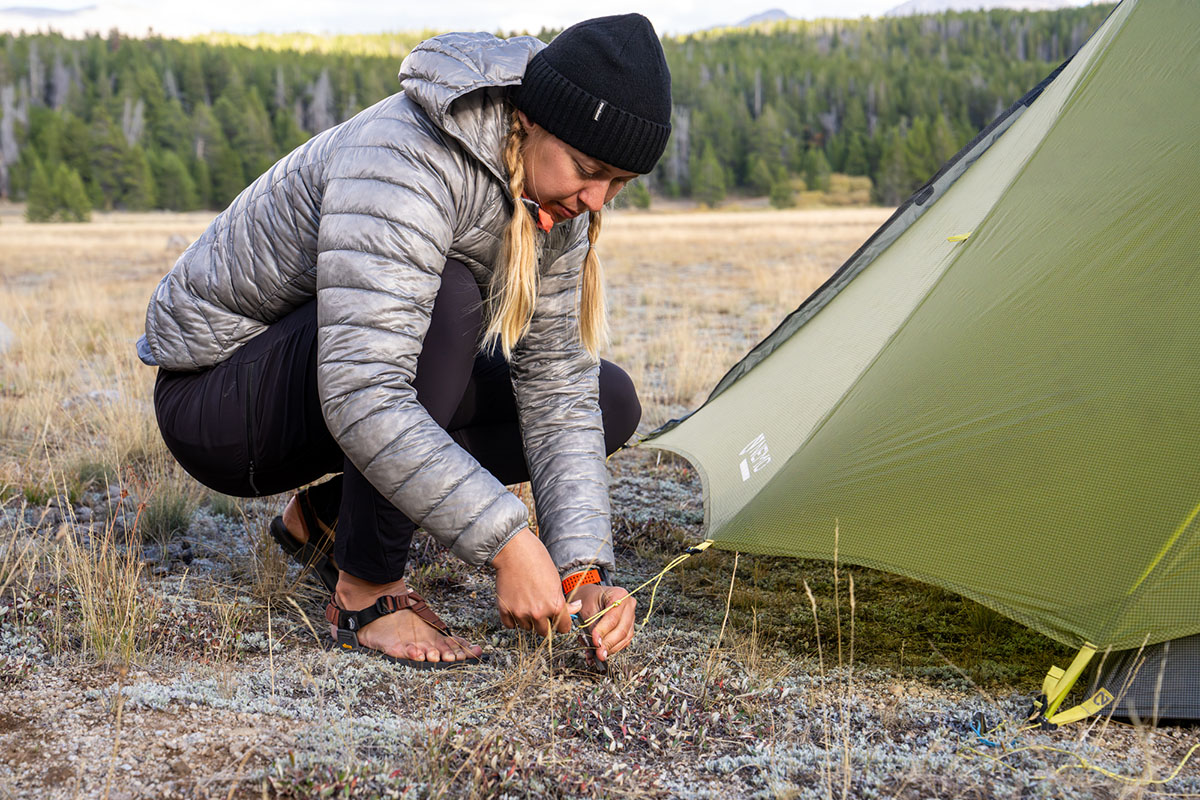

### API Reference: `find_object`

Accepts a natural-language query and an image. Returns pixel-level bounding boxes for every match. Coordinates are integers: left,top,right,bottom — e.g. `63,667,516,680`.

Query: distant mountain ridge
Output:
0,4,94,17
885,0,1091,15
717,1,1092,29
734,9,796,26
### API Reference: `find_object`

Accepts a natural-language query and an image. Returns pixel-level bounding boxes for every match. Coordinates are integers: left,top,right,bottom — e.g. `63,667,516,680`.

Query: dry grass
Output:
3,203,1193,799
0,206,213,499
54,516,161,666
601,207,890,424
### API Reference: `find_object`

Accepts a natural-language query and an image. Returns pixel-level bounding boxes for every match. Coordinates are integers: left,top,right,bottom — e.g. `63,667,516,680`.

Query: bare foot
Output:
332,573,483,664
281,495,314,545
282,493,339,548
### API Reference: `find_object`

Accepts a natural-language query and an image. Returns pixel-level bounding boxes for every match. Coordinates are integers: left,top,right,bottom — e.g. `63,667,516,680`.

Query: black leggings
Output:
152,259,641,583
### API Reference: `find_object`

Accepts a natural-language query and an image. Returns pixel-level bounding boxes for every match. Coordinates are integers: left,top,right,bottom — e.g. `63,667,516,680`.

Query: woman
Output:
137,14,672,669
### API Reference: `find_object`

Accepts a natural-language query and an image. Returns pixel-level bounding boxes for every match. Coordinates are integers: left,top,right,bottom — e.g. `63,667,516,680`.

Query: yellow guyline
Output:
577,540,714,629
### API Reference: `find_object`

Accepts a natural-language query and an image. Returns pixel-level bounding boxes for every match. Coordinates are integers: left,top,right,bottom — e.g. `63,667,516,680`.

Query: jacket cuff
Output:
485,521,531,567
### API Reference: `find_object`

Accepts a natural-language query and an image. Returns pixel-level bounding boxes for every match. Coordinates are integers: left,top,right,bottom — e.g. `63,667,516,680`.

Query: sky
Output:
0,1,915,38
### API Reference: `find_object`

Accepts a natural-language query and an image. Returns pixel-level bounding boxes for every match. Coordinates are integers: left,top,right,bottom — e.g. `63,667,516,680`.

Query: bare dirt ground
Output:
1,205,1196,799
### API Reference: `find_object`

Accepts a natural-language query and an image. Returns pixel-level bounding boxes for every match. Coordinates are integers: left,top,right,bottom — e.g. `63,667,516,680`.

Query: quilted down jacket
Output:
137,32,613,574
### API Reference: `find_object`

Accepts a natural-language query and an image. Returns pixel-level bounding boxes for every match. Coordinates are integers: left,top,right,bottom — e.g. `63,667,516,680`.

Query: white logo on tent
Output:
739,433,772,482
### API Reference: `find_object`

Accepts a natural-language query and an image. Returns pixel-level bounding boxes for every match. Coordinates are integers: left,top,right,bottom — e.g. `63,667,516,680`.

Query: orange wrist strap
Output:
561,568,602,596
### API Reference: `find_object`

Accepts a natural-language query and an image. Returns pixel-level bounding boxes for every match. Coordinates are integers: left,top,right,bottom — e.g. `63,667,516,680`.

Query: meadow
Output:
0,204,1195,798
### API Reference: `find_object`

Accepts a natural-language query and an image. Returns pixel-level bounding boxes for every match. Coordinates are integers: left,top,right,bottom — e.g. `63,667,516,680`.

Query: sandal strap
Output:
324,590,450,637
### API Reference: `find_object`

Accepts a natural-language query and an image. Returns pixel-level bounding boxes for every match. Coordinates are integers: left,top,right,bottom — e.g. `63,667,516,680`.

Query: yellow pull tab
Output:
1042,665,1066,697
1048,688,1114,726
947,232,973,242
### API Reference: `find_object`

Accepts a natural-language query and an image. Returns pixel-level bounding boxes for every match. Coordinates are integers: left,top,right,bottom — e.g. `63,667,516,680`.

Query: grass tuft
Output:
137,482,198,544
55,516,160,666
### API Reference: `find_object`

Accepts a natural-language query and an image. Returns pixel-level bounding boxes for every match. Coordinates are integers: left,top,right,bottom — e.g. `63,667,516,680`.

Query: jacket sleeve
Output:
509,233,614,575
315,122,531,567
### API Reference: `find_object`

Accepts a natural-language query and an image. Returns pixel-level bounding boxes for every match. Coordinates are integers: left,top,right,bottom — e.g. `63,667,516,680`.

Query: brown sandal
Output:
324,589,485,670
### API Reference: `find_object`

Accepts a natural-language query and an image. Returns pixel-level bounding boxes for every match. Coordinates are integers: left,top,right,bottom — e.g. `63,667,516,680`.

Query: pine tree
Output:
210,137,246,209
87,110,127,210
622,178,652,210
747,154,774,195
803,148,832,193
876,127,910,205
768,167,795,209
691,142,726,207
121,145,157,210
929,113,960,167
153,150,199,211
903,116,937,186
272,107,309,154
24,157,55,222
190,157,213,210
844,133,869,177
53,163,91,222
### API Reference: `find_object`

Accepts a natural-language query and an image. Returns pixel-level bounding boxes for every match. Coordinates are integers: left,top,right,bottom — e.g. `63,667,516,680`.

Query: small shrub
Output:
21,485,51,507
207,492,242,519
75,459,114,492
965,600,1003,638
139,486,196,544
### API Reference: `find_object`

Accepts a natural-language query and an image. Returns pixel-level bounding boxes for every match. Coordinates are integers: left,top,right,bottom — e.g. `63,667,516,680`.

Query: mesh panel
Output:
1091,636,1200,723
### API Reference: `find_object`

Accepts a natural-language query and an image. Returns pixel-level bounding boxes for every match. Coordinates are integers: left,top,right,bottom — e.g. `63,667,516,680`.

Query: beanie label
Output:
593,101,606,122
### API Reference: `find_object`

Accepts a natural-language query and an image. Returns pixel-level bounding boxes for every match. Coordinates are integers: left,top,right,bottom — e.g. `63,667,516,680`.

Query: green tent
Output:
642,0,1200,722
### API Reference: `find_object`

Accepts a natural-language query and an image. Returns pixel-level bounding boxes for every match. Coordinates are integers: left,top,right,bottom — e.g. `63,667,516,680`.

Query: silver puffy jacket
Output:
138,32,613,574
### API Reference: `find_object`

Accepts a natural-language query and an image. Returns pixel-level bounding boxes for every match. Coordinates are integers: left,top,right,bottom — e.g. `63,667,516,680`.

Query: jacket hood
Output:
399,32,545,188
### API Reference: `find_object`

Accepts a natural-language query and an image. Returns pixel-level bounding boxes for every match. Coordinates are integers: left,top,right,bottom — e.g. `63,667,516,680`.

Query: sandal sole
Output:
324,636,488,670
269,516,339,593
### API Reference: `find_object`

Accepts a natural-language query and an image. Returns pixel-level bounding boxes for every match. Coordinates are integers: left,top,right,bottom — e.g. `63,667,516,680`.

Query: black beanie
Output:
512,14,672,175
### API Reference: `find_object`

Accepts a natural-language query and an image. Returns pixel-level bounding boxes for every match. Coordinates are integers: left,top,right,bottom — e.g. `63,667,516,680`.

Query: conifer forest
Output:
0,5,1113,220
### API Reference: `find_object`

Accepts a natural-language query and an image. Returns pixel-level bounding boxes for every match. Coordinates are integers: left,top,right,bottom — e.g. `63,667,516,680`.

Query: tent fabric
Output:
642,0,1200,653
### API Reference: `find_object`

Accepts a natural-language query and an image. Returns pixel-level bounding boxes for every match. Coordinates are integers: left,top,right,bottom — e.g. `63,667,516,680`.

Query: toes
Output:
425,646,442,663
454,637,483,659
406,643,425,662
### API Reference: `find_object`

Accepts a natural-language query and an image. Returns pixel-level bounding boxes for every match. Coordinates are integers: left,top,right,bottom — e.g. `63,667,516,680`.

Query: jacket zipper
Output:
244,361,260,497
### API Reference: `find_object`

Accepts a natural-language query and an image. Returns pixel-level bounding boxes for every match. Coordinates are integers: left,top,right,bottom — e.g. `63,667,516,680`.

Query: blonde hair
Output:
484,109,608,360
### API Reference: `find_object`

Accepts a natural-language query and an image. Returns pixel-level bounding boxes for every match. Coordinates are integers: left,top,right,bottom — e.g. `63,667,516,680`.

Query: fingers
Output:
591,590,636,660
555,600,582,634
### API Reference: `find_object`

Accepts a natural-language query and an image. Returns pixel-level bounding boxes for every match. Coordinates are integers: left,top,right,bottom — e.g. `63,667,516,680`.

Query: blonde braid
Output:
485,108,609,360
580,210,608,358
484,111,539,359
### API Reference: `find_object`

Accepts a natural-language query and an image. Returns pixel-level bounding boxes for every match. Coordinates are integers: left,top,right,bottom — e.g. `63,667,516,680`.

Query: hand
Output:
572,583,636,663
492,527,580,637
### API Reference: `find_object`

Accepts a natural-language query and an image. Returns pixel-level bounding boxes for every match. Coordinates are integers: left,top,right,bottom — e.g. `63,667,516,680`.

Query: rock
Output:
186,514,217,541
0,318,13,355
60,389,121,412
28,505,62,530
